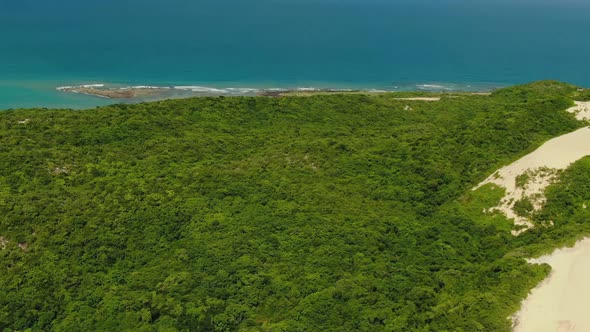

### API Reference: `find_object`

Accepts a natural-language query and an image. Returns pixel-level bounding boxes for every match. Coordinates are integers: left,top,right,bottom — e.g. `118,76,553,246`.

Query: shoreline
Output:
55,83,498,101
0,80,508,110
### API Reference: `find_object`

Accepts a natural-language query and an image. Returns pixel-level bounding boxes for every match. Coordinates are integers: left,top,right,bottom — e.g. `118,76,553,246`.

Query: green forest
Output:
0,81,589,331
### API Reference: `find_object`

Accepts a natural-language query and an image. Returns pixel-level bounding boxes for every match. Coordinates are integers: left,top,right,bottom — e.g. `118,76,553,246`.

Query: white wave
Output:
322,88,355,92
58,83,261,95
120,86,171,90
57,83,398,97
173,86,262,95
225,88,260,93
81,84,105,88
56,83,105,91
416,84,451,90
173,86,229,93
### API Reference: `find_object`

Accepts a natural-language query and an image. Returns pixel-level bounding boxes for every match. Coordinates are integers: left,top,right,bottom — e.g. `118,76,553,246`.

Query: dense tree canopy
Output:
0,81,588,331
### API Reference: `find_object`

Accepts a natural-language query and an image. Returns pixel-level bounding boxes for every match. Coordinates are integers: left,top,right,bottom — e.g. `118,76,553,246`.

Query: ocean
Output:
1,0,589,109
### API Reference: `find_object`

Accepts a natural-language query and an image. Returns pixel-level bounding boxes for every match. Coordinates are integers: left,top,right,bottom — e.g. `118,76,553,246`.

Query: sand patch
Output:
475,126,590,235
394,97,440,101
513,238,590,332
566,101,590,121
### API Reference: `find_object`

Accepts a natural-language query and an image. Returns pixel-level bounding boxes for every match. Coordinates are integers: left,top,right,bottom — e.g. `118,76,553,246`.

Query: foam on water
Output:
122,86,171,90
56,84,105,91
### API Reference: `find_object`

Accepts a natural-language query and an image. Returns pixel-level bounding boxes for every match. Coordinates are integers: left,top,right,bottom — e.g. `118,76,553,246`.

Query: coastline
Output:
53,82,499,101
0,79,507,110
56,84,366,99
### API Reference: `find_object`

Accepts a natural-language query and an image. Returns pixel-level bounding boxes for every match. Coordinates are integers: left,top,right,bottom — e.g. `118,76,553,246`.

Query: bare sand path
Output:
513,238,590,332
393,97,441,101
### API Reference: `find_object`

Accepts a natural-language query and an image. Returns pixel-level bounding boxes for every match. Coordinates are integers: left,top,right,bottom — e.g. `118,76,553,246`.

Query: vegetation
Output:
515,167,559,190
0,81,588,331
572,88,590,101
514,156,590,255
513,197,534,218
515,172,531,189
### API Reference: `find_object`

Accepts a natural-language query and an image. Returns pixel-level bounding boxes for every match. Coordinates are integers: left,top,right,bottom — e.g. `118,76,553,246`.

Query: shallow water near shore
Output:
1,0,590,109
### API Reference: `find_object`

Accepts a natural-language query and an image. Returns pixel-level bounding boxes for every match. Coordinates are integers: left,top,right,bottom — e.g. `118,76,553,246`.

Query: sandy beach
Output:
514,238,590,332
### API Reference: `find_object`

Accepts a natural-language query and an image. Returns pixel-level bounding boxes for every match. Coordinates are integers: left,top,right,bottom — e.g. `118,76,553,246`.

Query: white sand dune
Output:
513,238,590,332
567,101,590,122
475,126,590,235
480,102,590,331
475,101,590,235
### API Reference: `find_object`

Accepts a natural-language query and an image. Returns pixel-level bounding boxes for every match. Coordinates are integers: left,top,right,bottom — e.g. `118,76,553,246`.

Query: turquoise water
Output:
1,0,589,109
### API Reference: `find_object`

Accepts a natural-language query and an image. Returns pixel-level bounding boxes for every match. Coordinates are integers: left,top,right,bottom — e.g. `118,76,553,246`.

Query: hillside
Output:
0,81,588,331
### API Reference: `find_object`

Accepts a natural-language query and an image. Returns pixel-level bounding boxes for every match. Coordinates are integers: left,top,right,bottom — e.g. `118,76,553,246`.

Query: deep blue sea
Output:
1,0,590,109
